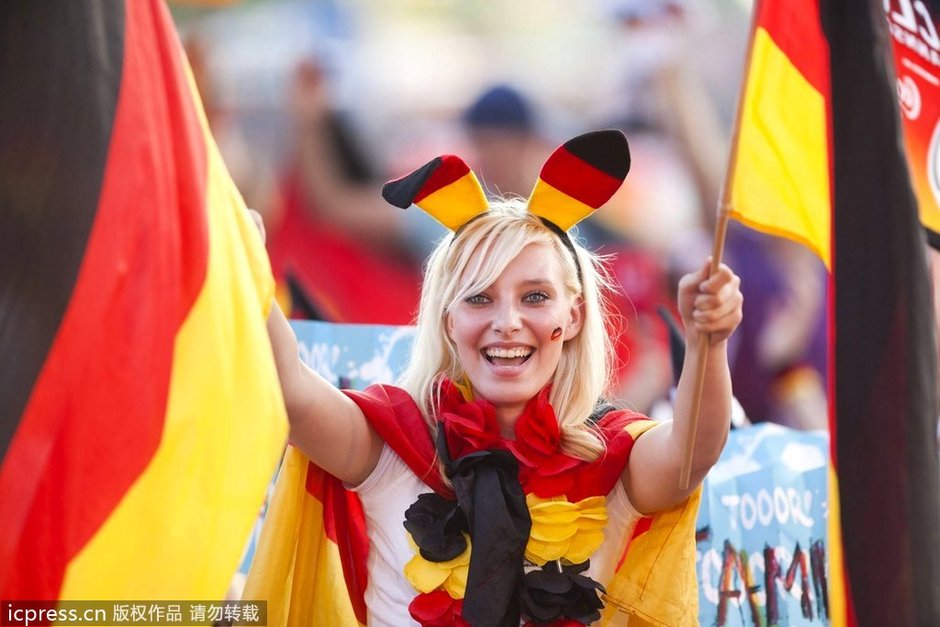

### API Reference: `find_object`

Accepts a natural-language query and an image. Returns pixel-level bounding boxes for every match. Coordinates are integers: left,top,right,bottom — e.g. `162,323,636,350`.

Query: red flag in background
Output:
728,0,940,625
0,0,287,599
887,0,940,250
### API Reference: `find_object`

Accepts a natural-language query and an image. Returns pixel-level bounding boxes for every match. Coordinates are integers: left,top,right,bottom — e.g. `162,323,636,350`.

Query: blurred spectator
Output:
265,60,421,324
462,84,547,198
604,0,828,428
185,32,277,218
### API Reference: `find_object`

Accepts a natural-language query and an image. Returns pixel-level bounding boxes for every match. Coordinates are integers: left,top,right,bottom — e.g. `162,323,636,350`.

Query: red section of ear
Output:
551,327,563,341
539,147,624,209
413,155,471,203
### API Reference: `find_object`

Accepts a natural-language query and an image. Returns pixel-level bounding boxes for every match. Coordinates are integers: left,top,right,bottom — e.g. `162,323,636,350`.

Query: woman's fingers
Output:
690,263,743,338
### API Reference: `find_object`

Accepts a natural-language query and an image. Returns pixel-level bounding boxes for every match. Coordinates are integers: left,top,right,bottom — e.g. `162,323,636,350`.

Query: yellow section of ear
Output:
527,179,595,231
417,171,489,231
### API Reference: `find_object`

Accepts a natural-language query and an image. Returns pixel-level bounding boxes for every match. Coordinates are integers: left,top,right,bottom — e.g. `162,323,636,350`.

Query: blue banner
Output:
697,424,829,626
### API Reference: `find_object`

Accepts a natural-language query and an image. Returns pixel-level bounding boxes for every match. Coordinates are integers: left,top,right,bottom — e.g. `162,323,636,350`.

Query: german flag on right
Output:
728,0,940,626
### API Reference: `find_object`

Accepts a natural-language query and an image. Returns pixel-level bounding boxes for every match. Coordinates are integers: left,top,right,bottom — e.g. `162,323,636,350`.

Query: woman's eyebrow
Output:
519,278,552,286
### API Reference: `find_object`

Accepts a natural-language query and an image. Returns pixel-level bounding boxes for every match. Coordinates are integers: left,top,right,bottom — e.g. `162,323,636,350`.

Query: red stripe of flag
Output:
758,0,829,94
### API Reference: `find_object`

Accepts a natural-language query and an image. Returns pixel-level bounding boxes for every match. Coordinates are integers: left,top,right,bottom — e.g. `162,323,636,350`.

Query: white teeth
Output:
484,347,533,359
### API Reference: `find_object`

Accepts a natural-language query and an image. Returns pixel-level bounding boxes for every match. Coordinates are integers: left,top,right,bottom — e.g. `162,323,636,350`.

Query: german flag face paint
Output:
381,130,631,235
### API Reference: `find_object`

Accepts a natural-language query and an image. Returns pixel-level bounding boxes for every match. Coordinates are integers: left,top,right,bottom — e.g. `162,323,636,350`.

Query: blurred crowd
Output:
176,0,834,430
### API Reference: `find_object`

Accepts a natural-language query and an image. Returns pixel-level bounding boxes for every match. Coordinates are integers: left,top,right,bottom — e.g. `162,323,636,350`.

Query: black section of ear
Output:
563,130,631,180
381,156,443,208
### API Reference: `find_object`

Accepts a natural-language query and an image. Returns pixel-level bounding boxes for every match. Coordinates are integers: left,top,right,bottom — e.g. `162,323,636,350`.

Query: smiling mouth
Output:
482,347,534,367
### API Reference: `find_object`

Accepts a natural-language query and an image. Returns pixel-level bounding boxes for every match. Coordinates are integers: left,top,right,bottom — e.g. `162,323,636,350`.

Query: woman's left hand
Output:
677,258,743,346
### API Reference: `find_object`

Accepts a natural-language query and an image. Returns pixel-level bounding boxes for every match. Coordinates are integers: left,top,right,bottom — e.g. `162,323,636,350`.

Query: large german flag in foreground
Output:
730,1,940,625
823,2,940,625
0,0,287,599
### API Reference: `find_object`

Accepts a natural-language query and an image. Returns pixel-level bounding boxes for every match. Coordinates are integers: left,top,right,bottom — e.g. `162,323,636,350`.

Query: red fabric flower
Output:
439,381,506,459
509,387,583,497
409,590,470,627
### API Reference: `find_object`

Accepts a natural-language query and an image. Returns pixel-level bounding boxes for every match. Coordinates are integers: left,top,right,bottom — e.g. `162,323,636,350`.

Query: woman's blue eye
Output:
465,293,490,305
523,291,549,303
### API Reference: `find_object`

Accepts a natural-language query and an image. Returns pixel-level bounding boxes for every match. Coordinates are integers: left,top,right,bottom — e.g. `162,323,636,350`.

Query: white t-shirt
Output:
350,444,642,627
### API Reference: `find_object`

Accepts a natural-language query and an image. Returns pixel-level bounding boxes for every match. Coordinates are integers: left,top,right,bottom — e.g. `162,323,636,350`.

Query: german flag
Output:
822,1,940,625
729,0,832,266
729,1,940,625
0,0,287,600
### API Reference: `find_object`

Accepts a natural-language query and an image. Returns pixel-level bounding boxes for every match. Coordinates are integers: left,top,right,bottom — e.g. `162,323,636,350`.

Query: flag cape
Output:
822,1,940,626
730,0,940,625
0,0,287,599
244,385,700,627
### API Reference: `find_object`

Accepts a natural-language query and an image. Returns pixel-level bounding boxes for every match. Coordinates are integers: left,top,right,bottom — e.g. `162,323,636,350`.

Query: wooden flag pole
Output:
677,0,761,490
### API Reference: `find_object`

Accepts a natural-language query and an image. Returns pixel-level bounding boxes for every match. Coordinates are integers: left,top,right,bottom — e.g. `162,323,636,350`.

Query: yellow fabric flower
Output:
404,533,471,598
525,494,607,565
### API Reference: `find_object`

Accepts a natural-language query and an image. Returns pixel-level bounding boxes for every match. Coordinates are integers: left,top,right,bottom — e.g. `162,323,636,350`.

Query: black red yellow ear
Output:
527,130,631,231
382,155,488,231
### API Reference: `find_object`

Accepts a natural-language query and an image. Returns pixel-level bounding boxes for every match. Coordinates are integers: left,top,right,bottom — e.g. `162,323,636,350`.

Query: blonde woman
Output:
257,130,742,626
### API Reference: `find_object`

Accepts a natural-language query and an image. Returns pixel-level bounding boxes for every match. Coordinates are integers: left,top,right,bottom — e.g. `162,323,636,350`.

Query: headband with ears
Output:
381,129,631,234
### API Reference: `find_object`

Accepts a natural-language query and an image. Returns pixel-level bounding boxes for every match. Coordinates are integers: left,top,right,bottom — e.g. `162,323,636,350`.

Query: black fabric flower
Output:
404,493,469,562
519,562,606,625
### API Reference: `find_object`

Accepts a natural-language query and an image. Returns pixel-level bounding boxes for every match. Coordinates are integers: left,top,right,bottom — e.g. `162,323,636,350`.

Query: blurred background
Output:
170,0,829,430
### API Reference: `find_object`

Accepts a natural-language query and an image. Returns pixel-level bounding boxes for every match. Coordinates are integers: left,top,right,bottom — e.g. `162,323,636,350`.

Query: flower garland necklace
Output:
402,381,613,627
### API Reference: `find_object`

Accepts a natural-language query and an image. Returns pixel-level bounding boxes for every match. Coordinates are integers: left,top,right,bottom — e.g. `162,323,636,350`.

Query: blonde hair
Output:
399,199,619,461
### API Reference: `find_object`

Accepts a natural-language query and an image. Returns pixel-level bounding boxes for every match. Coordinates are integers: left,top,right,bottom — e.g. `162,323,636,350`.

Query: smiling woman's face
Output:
446,242,582,429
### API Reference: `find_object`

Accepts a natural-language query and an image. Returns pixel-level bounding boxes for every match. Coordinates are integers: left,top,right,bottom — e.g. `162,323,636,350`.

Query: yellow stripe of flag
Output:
730,27,831,267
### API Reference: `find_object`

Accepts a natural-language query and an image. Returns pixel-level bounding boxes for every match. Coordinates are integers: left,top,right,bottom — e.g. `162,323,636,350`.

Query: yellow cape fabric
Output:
243,446,365,627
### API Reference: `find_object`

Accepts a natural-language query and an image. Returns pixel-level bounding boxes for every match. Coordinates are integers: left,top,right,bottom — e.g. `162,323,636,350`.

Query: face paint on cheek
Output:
551,327,563,341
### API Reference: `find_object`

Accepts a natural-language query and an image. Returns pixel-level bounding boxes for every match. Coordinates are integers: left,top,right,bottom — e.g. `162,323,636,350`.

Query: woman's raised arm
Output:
251,204,383,485
267,303,383,485
622,259,742,514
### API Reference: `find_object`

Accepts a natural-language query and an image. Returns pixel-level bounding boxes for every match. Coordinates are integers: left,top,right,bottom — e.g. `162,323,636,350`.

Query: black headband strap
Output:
538,217,584,285
449,215,584,286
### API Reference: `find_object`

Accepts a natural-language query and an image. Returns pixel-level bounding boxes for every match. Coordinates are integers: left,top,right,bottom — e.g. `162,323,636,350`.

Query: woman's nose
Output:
492,301,522,335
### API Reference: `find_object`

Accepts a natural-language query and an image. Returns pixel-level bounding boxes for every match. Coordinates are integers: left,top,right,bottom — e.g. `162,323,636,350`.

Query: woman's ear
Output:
564,296,585,340
445,311,455,341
